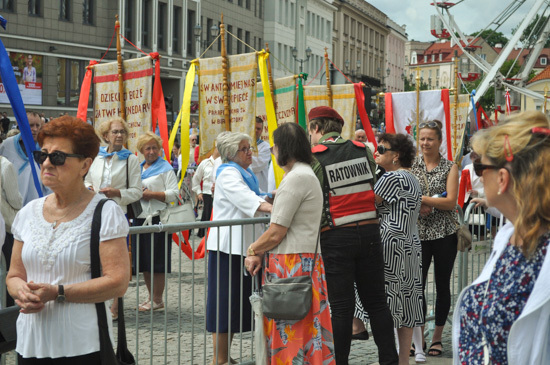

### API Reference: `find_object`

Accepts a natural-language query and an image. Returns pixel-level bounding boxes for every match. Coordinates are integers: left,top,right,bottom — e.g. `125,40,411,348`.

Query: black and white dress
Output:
375,170,424,328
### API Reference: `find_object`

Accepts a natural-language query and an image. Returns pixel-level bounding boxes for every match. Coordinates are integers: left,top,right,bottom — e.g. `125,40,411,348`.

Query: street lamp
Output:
345,59,360,82
292,46,312,73
193,24,220,54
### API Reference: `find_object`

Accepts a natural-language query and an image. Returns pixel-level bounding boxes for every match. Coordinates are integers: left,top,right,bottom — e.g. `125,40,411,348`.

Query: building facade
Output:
263,0,334,80
385,18,407,92
332,0,388,89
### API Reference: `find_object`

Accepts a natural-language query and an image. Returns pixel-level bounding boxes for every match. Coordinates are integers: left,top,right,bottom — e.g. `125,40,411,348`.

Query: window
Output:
158,2,166,50
246,0,250,10
424,55,427,63
238,0,242,6
142,0,151,48
227,25,233,54
541,57,547,65
57,59,88,107
245,31,250,52
0,0,14,11
237,28,242,54
186,9,196,57
124,0,134,42
59,0,71,21
258,37,262,50
431,54,435,62
83,0,93,25
173,6,181,52
28,0,40,16
206,18,213,47
439,53,442,61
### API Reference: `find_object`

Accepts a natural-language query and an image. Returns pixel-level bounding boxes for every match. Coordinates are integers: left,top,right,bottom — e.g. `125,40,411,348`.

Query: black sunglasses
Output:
377,145,394,154
419,121,440,129
33,150,85,166
473,161,499,177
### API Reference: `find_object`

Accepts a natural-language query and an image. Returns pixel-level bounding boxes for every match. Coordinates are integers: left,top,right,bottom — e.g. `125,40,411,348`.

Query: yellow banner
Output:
450,94,470,160
93,56,153,153
303,84,357,140
256,76,296,141
198,52,257,159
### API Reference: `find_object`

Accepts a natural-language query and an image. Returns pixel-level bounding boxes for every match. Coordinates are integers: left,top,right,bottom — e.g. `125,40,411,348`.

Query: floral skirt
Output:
263,253,335,365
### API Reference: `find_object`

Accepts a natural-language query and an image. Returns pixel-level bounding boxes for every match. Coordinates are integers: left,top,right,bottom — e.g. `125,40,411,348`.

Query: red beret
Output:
308,106,344,126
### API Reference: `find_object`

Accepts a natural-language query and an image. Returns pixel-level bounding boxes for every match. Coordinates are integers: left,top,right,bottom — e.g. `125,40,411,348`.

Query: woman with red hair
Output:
7,116,130,364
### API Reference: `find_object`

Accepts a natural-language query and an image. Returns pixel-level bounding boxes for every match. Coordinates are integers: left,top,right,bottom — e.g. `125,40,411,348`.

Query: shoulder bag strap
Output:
90,198,118,365
126,158,129,189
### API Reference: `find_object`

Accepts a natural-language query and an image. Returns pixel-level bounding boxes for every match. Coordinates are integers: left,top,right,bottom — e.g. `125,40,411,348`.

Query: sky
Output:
366,0,537,42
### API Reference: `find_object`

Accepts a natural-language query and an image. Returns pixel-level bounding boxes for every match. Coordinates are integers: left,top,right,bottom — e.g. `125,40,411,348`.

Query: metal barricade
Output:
126,217,269,365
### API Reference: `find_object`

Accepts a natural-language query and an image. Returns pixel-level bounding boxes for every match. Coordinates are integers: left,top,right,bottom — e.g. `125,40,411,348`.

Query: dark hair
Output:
308,117,342,135
419,119,443,140
38,115,100,159
273,123,313,166
378,132,416,168
255,116,263,124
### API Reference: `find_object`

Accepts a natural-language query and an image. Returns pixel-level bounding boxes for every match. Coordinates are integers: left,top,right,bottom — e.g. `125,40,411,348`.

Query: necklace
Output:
49,195,85,229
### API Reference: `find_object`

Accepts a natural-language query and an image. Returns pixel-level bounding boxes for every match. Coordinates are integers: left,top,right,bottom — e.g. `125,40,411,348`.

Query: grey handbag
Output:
261,236,319,321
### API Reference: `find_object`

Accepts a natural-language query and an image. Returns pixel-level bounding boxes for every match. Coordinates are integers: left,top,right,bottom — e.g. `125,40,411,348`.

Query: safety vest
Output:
313,139,377,227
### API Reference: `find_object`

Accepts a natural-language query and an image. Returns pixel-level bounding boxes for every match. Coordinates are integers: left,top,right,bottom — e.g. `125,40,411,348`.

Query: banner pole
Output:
453,52,459,158
415,67,420,152
220,14,230,131
324,48,333,108
265,43,275,100
116,15,125,120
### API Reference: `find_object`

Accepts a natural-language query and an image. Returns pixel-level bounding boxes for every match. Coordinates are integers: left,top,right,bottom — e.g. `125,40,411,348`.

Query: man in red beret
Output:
309,106,398,365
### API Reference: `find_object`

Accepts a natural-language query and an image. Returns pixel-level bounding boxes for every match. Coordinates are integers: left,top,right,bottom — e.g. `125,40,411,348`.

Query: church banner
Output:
303,84,357,141
93,56,153,152
256,76,296,141
198,52,257,159
450,94,470,159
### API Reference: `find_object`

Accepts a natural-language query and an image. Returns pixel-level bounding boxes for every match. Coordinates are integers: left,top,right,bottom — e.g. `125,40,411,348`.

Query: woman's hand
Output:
99,187,121,198
142,188,166,202
420,203,433,217
258,202,272,213
245,255,262,276
15,281,49,314
471,198,488,209
197,193,204,202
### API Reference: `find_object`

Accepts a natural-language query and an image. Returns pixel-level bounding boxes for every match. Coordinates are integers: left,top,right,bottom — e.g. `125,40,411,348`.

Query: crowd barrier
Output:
0,204,499,364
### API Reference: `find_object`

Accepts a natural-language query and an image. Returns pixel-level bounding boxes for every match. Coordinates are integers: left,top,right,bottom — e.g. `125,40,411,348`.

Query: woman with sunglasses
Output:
6,116,130,364
411,120,459,357
84,117,142,319
205,132,272,365
452,111,550,365
374,133,425,364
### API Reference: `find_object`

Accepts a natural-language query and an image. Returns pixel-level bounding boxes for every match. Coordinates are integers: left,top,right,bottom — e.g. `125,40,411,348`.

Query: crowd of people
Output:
1,108,549,365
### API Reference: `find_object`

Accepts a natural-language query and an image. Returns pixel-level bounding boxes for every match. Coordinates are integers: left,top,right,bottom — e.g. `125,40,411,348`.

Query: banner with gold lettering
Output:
450,94,470,160
255,76,296,141
93,56,153,152
198,52,257,159
303,84,357,140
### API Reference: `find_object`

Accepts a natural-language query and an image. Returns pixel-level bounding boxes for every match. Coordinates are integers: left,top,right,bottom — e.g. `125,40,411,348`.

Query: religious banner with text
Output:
450,94,470,160
93,56,153,152
256,76,296,141
303,84,357,141
198,52,257,159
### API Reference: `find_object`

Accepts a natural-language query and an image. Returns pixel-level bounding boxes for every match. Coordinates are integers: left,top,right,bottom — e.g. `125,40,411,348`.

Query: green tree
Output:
470,29,509,47
500,59,521,78
512,14,550,47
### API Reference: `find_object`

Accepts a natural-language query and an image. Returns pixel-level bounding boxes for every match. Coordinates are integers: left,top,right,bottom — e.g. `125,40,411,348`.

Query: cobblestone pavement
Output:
3,231,458,365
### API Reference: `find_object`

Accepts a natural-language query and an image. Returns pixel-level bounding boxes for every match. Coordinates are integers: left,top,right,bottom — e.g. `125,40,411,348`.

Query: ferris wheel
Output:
430,0,550,108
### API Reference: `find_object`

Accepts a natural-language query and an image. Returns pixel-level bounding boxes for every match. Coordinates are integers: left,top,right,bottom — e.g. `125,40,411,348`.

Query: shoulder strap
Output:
126,158,129,189
90,198,118,365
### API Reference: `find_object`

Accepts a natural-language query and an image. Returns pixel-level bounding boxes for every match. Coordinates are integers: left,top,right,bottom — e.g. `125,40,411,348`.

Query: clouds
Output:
367,0,537,42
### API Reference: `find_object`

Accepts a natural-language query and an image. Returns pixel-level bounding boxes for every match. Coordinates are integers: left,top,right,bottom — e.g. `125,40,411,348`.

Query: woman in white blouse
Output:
132,132,179,311
206,131,272,365
84,117,142,318
6,116,130,364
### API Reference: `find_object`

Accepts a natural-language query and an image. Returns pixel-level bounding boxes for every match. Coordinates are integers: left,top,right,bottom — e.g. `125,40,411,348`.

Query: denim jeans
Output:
321,224,398,365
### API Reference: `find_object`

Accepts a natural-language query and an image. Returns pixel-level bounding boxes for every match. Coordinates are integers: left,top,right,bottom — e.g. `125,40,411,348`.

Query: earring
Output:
392,160,397,165
497,190,502,195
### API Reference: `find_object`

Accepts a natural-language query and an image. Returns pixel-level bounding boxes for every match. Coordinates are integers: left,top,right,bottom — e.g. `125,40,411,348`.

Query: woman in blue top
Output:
453,111,550,365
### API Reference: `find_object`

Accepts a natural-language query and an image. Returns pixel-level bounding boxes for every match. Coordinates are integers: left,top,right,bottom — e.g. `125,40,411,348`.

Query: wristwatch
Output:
56,284,66,303
247,247,256,256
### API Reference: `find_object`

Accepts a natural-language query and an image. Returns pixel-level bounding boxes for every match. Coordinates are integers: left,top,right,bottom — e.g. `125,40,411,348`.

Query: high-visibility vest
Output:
313,139,377,228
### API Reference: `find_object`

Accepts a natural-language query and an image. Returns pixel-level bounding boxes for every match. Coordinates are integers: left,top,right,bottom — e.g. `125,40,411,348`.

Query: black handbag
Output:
261,237,319,321
91,199,135,365
0,305,19,354
125,160,142,220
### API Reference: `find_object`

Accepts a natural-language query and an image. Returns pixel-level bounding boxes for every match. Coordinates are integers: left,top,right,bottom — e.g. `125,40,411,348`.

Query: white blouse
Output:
12,194,129,358
206,166,267,255
138,169,180,218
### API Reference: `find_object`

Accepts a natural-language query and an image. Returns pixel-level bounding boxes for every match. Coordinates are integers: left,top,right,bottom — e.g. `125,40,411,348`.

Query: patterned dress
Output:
264,253,335,364
375,170,424,328
458,235,549,364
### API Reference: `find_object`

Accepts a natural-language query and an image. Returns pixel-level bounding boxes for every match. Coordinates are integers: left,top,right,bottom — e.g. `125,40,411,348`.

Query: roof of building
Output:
528,64,550,84
494,47,550,68
416,38,484,65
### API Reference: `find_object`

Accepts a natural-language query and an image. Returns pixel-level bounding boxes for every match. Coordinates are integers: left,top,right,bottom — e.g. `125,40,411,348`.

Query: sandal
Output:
410,341,426,357
428,341,443,357
139,300,165,311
